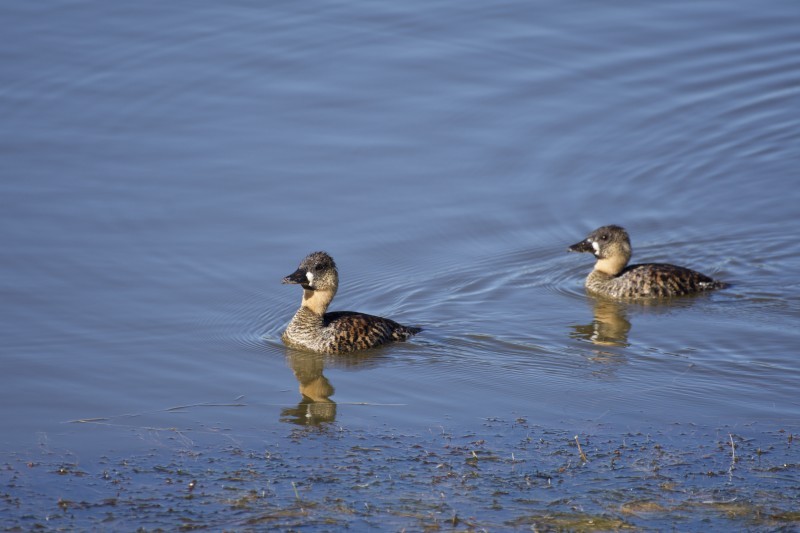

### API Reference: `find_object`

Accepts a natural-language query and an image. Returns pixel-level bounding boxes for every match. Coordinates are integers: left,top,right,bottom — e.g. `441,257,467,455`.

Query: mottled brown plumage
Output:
568,225,727,299
281,251,421,354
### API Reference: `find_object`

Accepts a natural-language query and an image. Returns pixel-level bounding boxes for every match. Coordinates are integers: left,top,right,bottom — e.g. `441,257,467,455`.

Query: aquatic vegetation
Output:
0,419,797,530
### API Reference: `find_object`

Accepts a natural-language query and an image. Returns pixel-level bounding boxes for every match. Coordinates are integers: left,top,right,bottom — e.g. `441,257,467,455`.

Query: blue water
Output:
1,1,799,528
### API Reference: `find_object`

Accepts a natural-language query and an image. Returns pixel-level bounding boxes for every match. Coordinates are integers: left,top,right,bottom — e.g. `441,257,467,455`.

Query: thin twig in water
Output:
65,397,247,423
575,435,588,462
340,402,406,406
165,401,247,412
728,433,736,474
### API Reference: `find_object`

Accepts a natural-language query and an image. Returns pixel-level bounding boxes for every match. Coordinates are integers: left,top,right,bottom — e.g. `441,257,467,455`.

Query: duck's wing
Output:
324,311,421,351
622,263,725,297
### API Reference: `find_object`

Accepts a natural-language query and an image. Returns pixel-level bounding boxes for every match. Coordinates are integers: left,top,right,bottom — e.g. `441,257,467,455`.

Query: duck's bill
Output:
568,239,593,253
282,268,306,284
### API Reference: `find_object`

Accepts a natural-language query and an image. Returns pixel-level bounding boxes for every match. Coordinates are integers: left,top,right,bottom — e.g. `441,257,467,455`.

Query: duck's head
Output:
568,225,632,274
283,251,339,292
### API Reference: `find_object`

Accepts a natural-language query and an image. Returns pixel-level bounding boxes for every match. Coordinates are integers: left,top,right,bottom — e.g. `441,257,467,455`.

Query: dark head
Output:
568,225,632,276
282,251,339,293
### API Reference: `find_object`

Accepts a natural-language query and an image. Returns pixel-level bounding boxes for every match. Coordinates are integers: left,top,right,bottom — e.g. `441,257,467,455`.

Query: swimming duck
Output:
281,251,421,354
568,225,726,299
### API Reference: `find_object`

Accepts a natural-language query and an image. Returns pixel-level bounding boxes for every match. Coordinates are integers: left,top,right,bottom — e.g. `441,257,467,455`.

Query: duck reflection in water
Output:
280,350,337,426
571,293,713,352
571,297,632,348
280,348,388,426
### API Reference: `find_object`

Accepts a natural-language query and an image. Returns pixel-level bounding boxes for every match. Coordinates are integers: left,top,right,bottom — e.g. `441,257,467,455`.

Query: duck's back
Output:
590,263,726,299
322,311,421,353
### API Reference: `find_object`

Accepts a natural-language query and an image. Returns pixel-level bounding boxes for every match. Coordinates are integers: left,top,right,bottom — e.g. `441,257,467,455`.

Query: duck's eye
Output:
600,234,608,241
314,264,324,272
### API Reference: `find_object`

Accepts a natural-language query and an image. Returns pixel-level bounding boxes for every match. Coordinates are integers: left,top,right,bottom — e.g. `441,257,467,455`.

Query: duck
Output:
568,225,727,299
281,251,421,354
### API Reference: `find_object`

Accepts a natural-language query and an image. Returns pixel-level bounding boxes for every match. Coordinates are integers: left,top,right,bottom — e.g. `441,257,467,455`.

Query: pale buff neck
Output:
301,288,336,315
593,253,629,277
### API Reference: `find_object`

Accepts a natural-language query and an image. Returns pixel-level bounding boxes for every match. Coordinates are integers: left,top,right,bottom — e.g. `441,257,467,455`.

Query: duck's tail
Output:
395,325,422,341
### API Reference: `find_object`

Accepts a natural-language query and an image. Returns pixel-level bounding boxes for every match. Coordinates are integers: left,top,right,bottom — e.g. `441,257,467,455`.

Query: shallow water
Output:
1,0,799,528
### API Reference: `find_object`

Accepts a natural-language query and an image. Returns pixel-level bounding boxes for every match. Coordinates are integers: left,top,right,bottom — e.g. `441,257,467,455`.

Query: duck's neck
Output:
301,288,335,316
594,254,629,277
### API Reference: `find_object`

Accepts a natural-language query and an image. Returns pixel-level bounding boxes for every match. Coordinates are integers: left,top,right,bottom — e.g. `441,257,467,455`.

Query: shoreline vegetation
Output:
2,417,797,531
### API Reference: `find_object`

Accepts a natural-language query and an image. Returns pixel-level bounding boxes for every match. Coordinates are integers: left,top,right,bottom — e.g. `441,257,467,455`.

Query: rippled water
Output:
1,0,799,528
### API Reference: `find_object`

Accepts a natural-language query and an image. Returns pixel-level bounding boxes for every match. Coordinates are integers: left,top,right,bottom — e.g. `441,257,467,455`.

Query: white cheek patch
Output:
591,240,601,255
306,271,314,284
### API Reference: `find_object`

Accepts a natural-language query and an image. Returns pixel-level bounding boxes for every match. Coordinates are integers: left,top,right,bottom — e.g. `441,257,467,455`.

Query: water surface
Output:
1,0,798,529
